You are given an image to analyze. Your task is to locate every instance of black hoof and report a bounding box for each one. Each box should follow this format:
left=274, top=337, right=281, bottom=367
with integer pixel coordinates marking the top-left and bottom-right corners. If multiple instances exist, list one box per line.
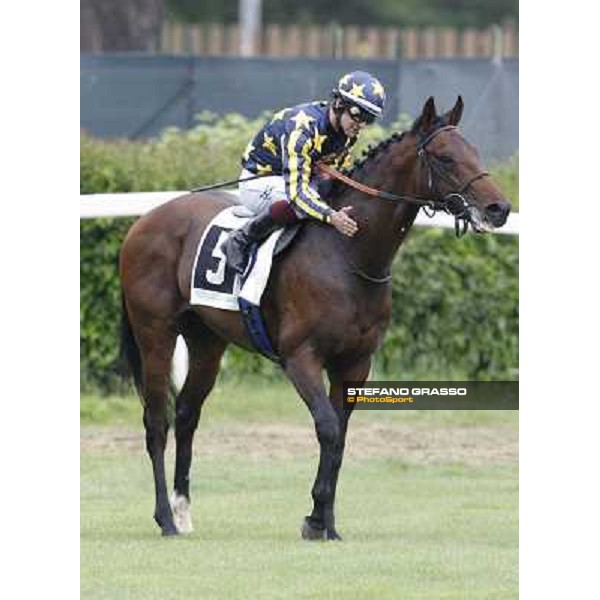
left=326, top=529, right=343, bottom=541
left=154, top=513, right=179, bottom=537
left=161, top=526, right=179, bottom=537
left=301, top=517, right=342, bottom=541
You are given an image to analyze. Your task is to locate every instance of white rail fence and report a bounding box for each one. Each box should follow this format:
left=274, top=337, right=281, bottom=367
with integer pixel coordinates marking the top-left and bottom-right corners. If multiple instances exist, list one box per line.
left=80, top=190, right=519, bottom=387
left=80, top=190, right=520, bottom=235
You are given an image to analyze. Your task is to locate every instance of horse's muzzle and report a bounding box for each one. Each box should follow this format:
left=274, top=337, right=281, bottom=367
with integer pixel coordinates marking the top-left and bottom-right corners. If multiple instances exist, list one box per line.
left=485, top=201, right=511, bottom=227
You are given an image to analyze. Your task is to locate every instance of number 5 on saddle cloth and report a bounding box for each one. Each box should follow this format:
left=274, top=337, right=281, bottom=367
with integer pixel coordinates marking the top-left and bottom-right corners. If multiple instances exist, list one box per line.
left=190, top=205, right=299, bottom=362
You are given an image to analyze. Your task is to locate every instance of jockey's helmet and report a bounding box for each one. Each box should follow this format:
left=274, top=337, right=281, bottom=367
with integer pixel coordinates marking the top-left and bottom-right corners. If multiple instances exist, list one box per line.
left=333, top=71, right=386, bottom=124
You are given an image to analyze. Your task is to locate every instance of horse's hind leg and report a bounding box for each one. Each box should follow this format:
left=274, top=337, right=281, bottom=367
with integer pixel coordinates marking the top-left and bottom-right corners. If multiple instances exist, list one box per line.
left=135, top=320, right=179, bottom=536
left=172, top=316, right=228, bottom=533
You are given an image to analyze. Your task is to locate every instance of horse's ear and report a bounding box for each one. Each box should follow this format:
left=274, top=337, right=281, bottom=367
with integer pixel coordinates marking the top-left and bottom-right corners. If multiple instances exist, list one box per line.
left=445, top=95, right=464, bottom=126
left=419, top=96, right=437, bottom=132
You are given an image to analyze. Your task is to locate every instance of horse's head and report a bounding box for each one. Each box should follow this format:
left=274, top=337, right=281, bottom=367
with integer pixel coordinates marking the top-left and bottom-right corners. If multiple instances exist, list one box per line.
left=411, top=96, right=512, bottom=232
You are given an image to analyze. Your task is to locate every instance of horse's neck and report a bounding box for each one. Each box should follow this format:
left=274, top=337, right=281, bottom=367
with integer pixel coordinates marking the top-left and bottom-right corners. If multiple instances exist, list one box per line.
left=332, top=144, right=421, bottom=275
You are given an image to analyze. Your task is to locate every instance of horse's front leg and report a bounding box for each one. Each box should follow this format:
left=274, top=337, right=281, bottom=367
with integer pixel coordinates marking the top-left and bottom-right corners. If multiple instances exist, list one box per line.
left=285, top=347, right=343, bottom=540
left=303, top=358, right=371, bottom=541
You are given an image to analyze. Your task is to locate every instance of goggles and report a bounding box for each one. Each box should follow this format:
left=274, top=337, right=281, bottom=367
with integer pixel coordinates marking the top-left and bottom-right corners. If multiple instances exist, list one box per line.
left=347, top=104, right=377, bottom=125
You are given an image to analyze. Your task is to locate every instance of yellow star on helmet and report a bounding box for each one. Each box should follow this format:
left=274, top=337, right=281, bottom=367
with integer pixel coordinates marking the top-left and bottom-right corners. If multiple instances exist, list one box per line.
left=372, top=81, right=385, bottom=98
left=291, top=110, right=314, bottom=130
left=243, top=142, right=255, bottom=161
left=349, top=83, right=365, bottom=98
left=339, top=73, right=353, bottom=88
left=271, top=108, right=289, bottom=122
left=313, top=131, right=327, bottom=153
left=262, top=133, right=277, bottom=156
left=256, top=164, right=273, bottom=175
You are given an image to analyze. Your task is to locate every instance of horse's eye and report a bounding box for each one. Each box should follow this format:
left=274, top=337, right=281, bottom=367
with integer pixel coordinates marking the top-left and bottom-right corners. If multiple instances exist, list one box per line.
left=438, top=155, right=454, bottom=164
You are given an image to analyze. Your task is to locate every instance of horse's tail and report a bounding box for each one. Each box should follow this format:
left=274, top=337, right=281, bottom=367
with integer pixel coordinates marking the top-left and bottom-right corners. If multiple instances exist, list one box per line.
left=120, top=292, right=144, bottom=398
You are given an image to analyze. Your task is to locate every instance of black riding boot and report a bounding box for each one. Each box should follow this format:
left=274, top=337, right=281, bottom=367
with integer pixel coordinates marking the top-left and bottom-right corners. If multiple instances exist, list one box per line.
left=222, top=208, right=282, bottom=274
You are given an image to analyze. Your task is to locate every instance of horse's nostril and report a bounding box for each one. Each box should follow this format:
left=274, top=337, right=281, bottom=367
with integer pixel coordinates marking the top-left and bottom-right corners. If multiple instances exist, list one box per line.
left=485, top=201, right=511, bottom=227
left=486, top=202, right=505, bottom=215
left=485, top=201, right=511, bottom=224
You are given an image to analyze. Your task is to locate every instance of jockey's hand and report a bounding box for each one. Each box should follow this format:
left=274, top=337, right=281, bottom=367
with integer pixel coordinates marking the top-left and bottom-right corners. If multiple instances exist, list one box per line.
left=330, top=206, right=358, bottom=237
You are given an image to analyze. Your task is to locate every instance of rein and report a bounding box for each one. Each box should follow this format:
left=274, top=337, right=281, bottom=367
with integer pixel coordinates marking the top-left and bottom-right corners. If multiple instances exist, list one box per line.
left=317, top=162, right=437, bottom=208
left=347, top=258, right=393, bottom=284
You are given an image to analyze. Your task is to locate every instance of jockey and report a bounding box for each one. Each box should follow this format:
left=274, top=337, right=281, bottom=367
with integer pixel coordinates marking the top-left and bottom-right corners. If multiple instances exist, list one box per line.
left=222, top=70, right=386, bottom=274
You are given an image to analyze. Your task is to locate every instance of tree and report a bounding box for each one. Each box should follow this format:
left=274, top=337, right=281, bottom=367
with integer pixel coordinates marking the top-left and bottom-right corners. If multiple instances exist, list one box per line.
left=166, top=0, right=517, bottom=27
left=81, top=0, right=166, bottom=52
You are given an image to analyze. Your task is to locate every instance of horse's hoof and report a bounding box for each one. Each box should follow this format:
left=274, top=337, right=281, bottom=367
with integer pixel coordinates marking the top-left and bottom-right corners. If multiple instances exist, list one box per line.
left=301, top=517, right=326, bottom=540
left=301, top=517, right=342, bottom=541
left=326, top=529, right=343, bottom=541
left=170, top=492, right=194, bottom=534
left=154, top=512, right=179, bottom=536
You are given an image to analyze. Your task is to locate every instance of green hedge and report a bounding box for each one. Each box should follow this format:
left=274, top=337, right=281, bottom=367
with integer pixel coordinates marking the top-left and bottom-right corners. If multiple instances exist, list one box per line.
left=80, top=114, right=518, bottom=392
left=383, top=228, right=518, bottom=380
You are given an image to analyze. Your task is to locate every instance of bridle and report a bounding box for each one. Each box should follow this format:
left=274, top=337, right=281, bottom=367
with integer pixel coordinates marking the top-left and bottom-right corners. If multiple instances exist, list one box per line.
left=416, top=125, right=489, bottom=237
left=317, top=124, right=490, bottom=238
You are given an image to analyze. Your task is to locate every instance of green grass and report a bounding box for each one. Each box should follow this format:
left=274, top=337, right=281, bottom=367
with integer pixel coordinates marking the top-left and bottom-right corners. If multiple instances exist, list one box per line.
left=81, top=377, right=518, bottom=428
left=81, top=379, right=518, bottom=599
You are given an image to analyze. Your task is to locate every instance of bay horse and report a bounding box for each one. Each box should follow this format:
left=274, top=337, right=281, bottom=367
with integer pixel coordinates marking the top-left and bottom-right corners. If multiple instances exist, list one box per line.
left=119, top=96, right=511, bottom=538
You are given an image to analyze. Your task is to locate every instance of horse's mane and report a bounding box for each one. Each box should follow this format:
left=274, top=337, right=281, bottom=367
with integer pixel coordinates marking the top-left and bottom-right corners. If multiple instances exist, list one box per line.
left=329, top=115, right=451, bottom=200
left=346, top=132, right=405, bottom=175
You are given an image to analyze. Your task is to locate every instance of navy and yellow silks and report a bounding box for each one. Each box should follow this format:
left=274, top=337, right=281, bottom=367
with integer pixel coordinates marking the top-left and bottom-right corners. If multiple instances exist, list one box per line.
left=242, top=101, right=356, bottom=223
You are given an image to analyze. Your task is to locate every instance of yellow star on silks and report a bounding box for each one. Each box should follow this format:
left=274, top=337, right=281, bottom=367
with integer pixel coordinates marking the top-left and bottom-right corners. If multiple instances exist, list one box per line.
left=341, top=154, right=354, bottom=170
left=256, top=164, right=273, bottom=175
left=262, top=133, right=277, bottom=156
left=271, top=108, right=289, bottom=122
left=313, top=131, right=327, bottom=153
left=372, top=81, right=385, bottom=98
left=291, top=110, right=314, bottom=130
left=243, top=142, right=255, bottom=161
left=349, top=83, right=365, bottom=98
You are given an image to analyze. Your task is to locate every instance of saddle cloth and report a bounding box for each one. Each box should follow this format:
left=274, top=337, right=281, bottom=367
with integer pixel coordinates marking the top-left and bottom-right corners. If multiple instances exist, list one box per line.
left=190, top=206, right=284, bottom=311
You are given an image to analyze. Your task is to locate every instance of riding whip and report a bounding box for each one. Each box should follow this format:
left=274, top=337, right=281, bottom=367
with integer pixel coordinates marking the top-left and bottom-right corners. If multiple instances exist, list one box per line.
left=190, top=173, right=270, bottom=193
